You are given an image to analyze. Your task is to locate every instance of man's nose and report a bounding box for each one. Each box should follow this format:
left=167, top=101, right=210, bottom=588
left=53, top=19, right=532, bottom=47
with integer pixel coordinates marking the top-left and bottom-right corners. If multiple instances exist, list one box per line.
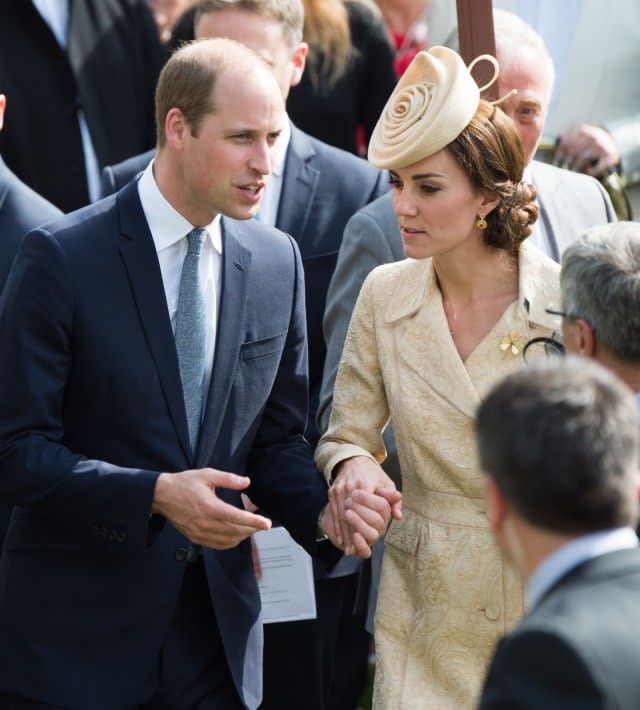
left=249, top=141, right=272, bottom=176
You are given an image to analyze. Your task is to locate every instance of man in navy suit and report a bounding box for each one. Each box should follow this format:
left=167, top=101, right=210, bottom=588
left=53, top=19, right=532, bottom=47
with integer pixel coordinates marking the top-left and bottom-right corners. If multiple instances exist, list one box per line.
left=100, top=0, right=389, bottom=449
left=0, top=91, right=62, bottom=552
left=99, top=4, right=390, bottom=706
left=0, top=39, right=396, bottom=709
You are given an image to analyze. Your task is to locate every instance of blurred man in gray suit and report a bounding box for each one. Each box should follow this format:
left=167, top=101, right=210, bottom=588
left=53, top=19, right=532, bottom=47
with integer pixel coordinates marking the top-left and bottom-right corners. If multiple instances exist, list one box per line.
left=318, top=10, right=616, bottom=632
left=478, top=357, right=640, bottom=709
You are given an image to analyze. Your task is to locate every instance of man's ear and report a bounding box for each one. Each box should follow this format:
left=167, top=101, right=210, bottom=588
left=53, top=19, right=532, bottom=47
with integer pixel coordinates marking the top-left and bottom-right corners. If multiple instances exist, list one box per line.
left=575, top=318, right=596, bottom=358
left=0, top=94, right=6, bottom=132
left=484, top=474, right=509, bottom=537
left=289, top=42, right=308, bottom=88
left=164, top=108, right=189, bottom=149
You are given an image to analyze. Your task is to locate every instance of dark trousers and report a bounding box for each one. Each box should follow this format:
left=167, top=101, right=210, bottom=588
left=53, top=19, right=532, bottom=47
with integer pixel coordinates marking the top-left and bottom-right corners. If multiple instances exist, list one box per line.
left=260, top=573, right=370, bottom=710
left=1, top=561, right=242, bottom=710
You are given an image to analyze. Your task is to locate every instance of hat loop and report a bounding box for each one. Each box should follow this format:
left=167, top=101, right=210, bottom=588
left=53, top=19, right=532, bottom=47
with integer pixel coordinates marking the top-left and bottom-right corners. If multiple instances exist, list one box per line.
left=467, top=53, right=518, bottom=106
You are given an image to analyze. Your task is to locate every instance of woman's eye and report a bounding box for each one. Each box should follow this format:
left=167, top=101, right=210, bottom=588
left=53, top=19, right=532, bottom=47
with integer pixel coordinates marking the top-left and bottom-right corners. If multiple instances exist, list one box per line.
left=389, top=177, right=402, bottom=190
left=420, top=184, right=439, bottom=194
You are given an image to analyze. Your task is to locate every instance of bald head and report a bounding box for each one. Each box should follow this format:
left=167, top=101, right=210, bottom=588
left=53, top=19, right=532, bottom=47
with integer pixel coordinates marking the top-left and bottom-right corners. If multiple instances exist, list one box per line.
left=155, top=37, right=279, bottom=146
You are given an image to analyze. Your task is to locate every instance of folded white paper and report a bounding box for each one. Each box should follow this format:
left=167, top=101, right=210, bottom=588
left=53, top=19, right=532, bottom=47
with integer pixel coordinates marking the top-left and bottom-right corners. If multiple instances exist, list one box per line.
left=253, top=526, right=317, bottom=624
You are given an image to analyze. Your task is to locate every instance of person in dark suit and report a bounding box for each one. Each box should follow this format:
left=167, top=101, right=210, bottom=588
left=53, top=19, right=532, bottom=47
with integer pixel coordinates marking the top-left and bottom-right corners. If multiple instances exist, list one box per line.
left=0, top=0, right=166, bottom=213
left=476, top=357, right=640, bottom=709
left=0, top=92, right=63, bottom=554
left=100, top=0, right=389, bottom=449
left=0, top=38, right=395, bottom=709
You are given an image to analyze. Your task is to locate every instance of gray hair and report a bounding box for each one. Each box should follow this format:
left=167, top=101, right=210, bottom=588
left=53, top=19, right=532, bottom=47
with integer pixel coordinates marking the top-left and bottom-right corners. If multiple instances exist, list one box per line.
left=561, top=222, right=640, bottom=363
left=444, top=9, right=555, bottom=98
left=477, top=356, right=640, bottom=534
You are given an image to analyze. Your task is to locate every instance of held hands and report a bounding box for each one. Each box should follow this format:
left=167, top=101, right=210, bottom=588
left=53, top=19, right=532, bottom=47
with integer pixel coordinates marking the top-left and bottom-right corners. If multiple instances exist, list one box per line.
left=152, top=468, right=271, bottom=550
left=324, top=455, right=403, bottom=557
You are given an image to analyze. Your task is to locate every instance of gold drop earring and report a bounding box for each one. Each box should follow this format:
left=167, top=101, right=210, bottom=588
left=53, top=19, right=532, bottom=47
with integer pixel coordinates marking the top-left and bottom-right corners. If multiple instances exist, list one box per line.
left=476, top=213, right=487, bottom=230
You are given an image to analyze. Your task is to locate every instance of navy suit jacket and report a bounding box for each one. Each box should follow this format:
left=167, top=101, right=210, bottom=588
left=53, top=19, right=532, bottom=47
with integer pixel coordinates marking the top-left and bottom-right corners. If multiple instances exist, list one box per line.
left=0, top=179, right=331, bottom=709
left=0, top=155, right=62, bottom=550
left=100, top=125, right=388, bottom=445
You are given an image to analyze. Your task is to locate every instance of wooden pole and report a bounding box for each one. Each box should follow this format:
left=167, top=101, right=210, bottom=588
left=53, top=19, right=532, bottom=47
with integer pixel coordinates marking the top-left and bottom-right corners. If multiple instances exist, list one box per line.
left=455, top=0, right=498, bottom=101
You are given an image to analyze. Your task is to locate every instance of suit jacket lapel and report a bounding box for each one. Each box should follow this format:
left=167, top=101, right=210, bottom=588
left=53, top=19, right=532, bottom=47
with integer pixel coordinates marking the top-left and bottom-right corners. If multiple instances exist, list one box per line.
left=117, top=180, right=192, bottom=463
left=196, top=218, right=251, bottom=467
left=275, top=124, right=319, bottom=254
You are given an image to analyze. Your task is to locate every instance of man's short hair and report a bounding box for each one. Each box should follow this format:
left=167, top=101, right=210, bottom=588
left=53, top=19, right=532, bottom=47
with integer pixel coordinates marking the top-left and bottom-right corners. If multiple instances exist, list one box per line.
left=154, top=37, right=267, bottom=146
left=195, top=0, right=304, bottom=47
left=476, top=357, right=640, bottom=534
left=562, top=222, right=640, bottom=364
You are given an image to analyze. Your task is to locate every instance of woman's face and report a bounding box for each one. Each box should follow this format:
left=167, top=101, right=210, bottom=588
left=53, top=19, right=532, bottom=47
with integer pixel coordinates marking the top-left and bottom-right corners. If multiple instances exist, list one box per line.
left=390, top=149, right=490, bottom=260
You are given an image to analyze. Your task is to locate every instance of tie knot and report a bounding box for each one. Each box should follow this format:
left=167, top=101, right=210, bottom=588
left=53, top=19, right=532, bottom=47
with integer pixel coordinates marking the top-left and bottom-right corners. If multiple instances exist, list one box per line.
left=187, top=227, right=207, bottom=255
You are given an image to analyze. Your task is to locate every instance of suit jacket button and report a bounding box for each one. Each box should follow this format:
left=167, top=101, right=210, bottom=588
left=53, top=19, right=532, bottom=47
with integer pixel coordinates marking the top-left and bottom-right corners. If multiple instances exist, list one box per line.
left=484, top=606, right=501, bottom=621
left=117, top=532, right=126, bottom=543
left=99, top=526, right=109, bottom=538
left=175, top=547, right=188, bottom=562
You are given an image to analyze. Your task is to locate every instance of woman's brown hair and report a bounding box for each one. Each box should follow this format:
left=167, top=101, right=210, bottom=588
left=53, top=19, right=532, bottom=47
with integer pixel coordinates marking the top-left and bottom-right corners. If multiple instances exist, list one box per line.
left=447, top=99, right=538, bottom=259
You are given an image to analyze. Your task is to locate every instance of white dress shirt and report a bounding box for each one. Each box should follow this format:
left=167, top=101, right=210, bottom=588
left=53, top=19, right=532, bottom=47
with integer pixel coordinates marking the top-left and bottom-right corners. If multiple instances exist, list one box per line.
left=32, top=0, right=102, bottom=203
left=254, top=117, right=291, bottom=228
left=138, top=161, right=223, bottom=406
left=527, top=526, right=639, bottom=610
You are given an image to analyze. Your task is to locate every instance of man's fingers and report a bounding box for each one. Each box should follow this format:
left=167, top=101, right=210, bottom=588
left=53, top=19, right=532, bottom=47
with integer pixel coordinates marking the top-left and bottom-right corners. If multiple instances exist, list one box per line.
left=328, top=486, right=343, bottom=545
left=205, top=469, right=251, bottom=491
left=212, top=498, right=271, bottom=530
left=352, top=531, right=372, bottom=559
left=345, top=498, right=387, bottom=533
left=345, top=508, right=380, bottom=545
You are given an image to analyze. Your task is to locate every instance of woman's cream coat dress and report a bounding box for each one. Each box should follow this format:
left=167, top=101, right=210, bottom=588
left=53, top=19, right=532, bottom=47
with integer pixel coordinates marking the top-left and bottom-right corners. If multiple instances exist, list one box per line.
left=316, top=241, right=561, bottom=708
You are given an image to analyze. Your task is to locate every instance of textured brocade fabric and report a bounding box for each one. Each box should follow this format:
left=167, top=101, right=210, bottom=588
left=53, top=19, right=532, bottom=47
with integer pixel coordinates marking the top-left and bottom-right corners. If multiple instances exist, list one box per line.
left=315, top=242, right=561, bottom=708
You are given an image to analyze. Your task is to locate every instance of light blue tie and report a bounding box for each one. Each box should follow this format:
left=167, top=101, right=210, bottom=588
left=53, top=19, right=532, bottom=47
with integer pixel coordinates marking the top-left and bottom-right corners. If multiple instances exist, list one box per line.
left=175, top=227, right=208, bottom=454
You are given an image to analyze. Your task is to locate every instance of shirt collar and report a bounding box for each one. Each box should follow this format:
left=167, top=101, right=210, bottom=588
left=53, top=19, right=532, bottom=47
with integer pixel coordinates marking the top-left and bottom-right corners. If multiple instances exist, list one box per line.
left=271, top=117, right=292, bottom=178
left=138, top=160, right=222, bottom=255
left=527, top=527, right=639, bottom=610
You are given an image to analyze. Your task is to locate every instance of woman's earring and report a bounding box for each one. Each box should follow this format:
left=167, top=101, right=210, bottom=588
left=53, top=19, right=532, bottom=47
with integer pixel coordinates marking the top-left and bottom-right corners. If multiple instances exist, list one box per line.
left=476, top=213, right=488, bottom=230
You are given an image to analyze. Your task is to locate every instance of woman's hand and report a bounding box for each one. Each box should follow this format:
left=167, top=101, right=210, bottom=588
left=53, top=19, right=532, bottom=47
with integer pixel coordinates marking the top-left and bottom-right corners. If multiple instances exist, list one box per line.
left=329, top=456, right=402, bottom=554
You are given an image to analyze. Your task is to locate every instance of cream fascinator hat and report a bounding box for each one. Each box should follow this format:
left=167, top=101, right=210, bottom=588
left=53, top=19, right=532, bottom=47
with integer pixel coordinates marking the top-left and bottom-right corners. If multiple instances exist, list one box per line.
left=368, top=46, right=510, bottom=170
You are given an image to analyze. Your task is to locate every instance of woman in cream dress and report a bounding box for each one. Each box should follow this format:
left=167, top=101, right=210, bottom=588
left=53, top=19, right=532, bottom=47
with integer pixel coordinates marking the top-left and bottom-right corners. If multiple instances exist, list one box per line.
left=315, top=47, right=561, bottom=708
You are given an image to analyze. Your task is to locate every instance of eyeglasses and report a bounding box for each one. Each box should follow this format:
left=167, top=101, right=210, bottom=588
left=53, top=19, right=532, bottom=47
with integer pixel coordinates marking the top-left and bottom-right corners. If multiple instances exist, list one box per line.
left=545, top=307, right=597, bottom=334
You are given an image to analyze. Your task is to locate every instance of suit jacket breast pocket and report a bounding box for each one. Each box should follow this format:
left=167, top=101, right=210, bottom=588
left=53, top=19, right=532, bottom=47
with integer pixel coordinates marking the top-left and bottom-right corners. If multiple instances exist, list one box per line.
left=241, top=330, right=288, bottom=362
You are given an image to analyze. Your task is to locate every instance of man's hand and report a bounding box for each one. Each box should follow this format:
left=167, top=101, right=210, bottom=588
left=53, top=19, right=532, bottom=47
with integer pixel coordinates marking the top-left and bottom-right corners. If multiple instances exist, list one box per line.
left=329, top=456, right=402, bottom=552
left=320, top=488, right=399, bottom=558
left=556, top=124, right=621, bottom=177
left=152, top=468, right=271, bottom=550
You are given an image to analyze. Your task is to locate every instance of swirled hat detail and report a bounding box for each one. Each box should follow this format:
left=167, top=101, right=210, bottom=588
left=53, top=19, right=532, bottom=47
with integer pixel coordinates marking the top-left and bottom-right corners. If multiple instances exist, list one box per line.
left=368, top=46, right=504, bottom=170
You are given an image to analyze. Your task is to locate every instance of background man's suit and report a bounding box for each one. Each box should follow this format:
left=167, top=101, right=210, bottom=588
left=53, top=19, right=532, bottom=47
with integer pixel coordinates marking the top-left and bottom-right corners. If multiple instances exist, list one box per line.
left=0, top=155, right=62, bottom=553
left=0, top=178, right=331, bottom=709
left=0, top=0, right=165, bottom=213
left=494, top=0, right=640, bottom=217
left=318, top=160, right=615, bottom=632
left=100, top=126, right=387, bottom=709
left=480, top=547, right=640, bottom=708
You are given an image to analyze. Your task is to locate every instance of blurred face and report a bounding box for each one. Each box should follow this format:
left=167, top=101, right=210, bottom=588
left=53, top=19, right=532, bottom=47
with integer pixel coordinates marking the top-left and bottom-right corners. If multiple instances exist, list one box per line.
left=390, top=149, right=491, bottom=260
left=497, top=45, right=551, bottom=165
left=196, top=9, right=307, bottom=100
left=148, top=0, right=191, bottom=39
left=171, top=70, right=285, bottom=221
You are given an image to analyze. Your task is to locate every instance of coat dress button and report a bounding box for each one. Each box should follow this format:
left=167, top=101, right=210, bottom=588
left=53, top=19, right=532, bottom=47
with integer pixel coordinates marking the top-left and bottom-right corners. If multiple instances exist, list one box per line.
left=484, top=606, right=501, bottom=621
